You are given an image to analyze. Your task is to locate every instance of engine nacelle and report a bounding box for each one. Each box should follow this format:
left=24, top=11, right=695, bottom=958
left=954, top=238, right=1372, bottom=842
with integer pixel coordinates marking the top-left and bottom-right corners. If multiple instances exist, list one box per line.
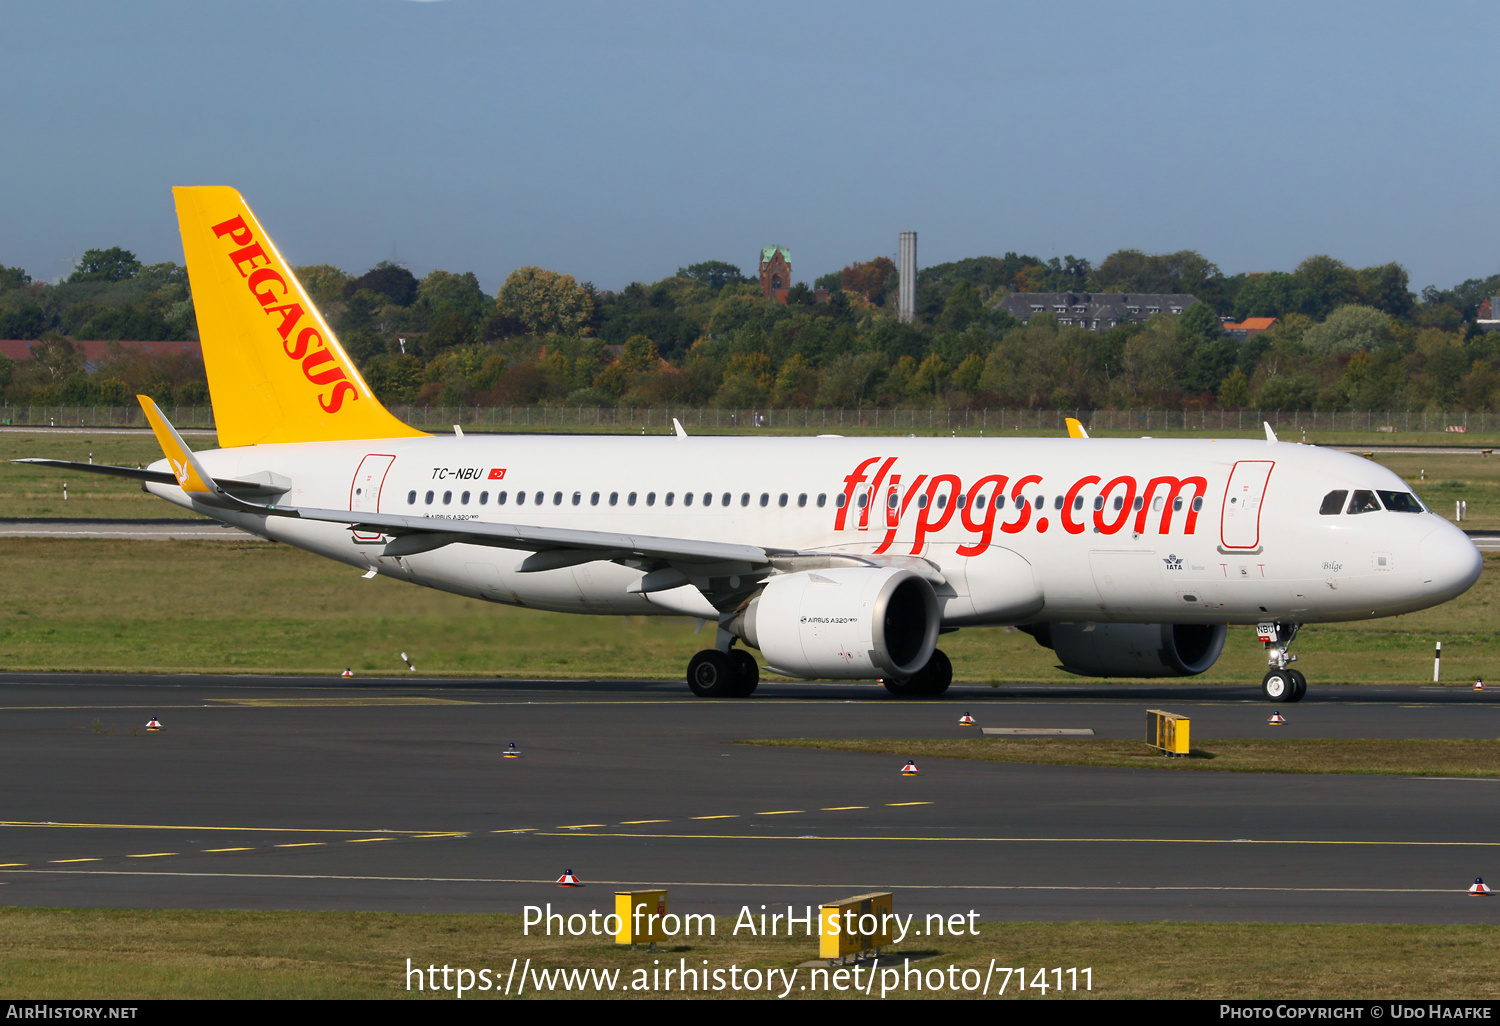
left=1024, top=622, right=1227, bottom=678
left=740, top=567, right=940, bottom=680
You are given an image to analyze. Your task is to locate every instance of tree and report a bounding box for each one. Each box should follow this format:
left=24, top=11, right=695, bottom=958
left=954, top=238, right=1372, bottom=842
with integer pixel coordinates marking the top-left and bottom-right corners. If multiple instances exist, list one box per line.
left=840, top=257, right=898, bottom=306
left=1354, top=262, right=1414, bottom=319
left=343, top=262, right=419, bottom=307
left=677, top=261, right=750, bottom=293
left=295, top=264, right=352, bottom=308
left=418, top=270, right=487, bottom=320
left=498, top=266, right=594, bottom=337
left=938, top=280, right=984, bottom=333
left=27, top=333, right=82, bottom=381
left=1302, top=305, right=1393, bottom=354
left=620, top=335, right=659, bottom=372
left=69, top=247, right=141, bottom=283
left=0, top=303, right=50, bottom=339
left=0, top=264, right=32, bottom=291
left=1292, top=255, right=1359, bottom=319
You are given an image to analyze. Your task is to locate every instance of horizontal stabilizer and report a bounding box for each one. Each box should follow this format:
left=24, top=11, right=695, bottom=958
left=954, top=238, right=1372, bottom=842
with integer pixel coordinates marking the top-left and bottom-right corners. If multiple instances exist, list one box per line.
left=10, top=458, right=289, bottom=497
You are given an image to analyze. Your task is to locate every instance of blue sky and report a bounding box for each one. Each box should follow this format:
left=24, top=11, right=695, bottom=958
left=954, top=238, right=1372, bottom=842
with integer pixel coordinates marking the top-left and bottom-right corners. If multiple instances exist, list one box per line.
left=2, top=1, right=1496, bottom=295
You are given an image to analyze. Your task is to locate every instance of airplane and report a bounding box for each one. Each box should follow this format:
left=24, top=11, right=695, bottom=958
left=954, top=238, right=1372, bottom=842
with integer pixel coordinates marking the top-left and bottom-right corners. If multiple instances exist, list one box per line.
left=14, top=188, right=1483, bottom=702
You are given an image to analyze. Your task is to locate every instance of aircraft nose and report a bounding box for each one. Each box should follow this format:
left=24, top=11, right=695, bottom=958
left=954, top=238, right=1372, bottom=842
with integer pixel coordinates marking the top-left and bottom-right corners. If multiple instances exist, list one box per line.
left=1419, top=521, right=1483, bottom=600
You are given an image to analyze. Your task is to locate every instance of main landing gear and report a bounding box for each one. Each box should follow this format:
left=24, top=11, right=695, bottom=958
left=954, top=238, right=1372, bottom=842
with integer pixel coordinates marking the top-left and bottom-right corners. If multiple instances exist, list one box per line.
left=686, top=646, right=759, bottom=698
left=1260, top=623, right=1306, bottom=703
left=883, top=649, right=953, bottom=698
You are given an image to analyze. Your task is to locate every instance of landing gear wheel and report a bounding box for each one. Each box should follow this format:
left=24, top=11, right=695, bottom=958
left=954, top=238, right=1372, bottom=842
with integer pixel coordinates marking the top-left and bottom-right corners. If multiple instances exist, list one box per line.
left=687, top=649, right=736, bottom=697
left=728, top=649, right=759, bottom=697
left=1262, top=669, right=1294, bottom=703
left=883, top=649, right=952, bottom=697
left=1287, top=668, right=1307, bottom=703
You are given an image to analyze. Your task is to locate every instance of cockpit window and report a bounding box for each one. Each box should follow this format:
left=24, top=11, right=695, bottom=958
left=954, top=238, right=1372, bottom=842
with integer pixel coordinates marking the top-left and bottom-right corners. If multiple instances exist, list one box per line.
left=1377, top=490, right=1424, bottom=513
left=1347, top=489, right=1381, bottom=514
left=1319, top=490, right=1348, bottom=515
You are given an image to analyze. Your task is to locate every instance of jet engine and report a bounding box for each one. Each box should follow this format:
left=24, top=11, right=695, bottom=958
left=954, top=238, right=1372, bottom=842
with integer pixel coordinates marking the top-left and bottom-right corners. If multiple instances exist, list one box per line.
left=738, top=567, right=940, bottom=680
left=1021, top=622, right=1227, bottom=678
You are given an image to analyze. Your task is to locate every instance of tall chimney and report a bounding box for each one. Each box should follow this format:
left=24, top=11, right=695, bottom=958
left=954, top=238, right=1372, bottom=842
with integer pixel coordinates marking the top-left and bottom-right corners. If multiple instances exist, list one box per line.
left=898, top=231, right=917, bottom=323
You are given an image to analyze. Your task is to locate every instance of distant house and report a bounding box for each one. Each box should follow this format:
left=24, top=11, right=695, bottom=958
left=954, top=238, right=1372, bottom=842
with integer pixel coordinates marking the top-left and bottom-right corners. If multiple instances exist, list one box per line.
left=993, top=292, right=1199, bottom=331
left=758, top=245, right=829, bottom=306
left=1477, top=297, right=1500, bottom=332
left=0, top=338, right=203, bottom=374
left=1220, top=317, right=1278, bottom=341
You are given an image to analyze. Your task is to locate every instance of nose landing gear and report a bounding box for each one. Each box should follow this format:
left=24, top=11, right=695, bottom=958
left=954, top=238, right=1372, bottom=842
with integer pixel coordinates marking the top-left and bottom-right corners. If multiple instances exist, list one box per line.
left=1259, top=622, right=1306, bottom=702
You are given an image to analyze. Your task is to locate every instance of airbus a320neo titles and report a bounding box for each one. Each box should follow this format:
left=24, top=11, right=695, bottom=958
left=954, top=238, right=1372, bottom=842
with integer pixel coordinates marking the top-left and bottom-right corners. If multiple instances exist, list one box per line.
left=16, top=188, right=1483, bottom=701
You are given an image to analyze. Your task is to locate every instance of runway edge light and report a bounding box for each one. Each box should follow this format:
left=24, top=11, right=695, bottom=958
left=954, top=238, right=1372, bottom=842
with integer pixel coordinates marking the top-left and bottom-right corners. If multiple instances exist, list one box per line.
left=958, top=712, right=976, bottom=725
left=557, top=870, right=581, bottom=887
left=1475, top=678, right=1485, bottom=692
left=340, top=668, right=353, bottom=678
left=1268, top=711, right=1287, bottom=725
left=146, top=717, right=162, bottom=731
left=901, top=760, right=919, bottom=776
left=1470, top=877, right=1492, bottom=896
left=504, top=743, right=521, bottom=758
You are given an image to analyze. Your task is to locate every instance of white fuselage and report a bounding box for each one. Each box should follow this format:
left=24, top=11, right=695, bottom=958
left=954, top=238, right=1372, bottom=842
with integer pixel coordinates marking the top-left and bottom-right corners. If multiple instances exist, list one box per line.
left=145, top=434, right=1482, bottom=627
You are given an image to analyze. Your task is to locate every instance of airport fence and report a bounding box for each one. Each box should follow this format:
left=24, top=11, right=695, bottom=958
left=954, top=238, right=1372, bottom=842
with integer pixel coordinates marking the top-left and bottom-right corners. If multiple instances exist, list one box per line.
left=0, top=404, right=1492, bottom=435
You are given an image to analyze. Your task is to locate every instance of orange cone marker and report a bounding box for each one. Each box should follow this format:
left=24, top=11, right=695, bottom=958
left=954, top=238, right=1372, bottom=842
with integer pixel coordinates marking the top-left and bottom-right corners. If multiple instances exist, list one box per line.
left=146, top=717, right=162, bottom=731
left=901, top=760, right=920, bottom=776
left=557, top=870, right=581, bottom=887
left=1470, top=877, right=1492, bottom=896
left=958, top=713, right=976, bottom=725
left=1268, top=711, right=1286, bottom=725
left=504, top=743, right=521, bottom=758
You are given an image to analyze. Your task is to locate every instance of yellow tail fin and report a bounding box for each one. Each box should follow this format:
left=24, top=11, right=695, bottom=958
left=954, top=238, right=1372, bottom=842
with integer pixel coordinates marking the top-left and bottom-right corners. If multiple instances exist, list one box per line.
left=174, top=186, right=426, bottom=447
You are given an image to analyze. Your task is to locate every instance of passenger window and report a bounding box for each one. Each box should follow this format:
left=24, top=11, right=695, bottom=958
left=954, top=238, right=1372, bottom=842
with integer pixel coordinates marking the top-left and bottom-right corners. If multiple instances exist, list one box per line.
left=817, top=494, right=826, bottom=507
left=957, top=494, right=967, bottom=509
left=590, top=492, right=599, bottom=506
left=665, top=492, right=675, bottom=506
left=703, top=493, right=712, bottom=506
left=759, top=493, right=770, bottom=507
left=834, top=494, right=845, bottom=508
left=683, top=492, right=693, bottom=507
left=1132, top=496, right=1143, bottom=511
left=646, top=492, right=656, bottom=506
left=1191, top=497, right=1203, bottom=512
left=1034, top=496, right=1044, bottom=510
left=407, top=490, right=416, bottom=505
left=856, top=493, right=867, bottom=508
left=1073, top=495, right=1084, bottom=511
left=628, top=492, right=637, bottom=506
left=497, top=491, right=507, bottom=505
left=572, top=491, right=581, bottom=505
left=1173, top=497, right=1183, bottom=511
left=609, top=492, right=618, bottom=506
left=1377, top=490, right=1423, bottom=513
left=553, top=491, right=563, bottom=505
left=1093, top=496, right=1104, bottom=511
left=742, top=493, right=751, bottom=507
left=1112, top=495, right=1124, bottom=511
left=425, top=490, right=434, bottom=505
left=887, top=492, right=899, bottom=509
left=443, top=491, right=452, bottom=505
left=1347, top=489, right=1381, bottom=515
left=1053, top=495, right=1063, bottom=510
left=917, top=494, right=928, bottom=509
left=1319, top=490, right=1348, bottom=515
left=461, top=491, right=470, bottom=505
left=480, top=491, right=488, bottom=505
left=516, top=491, right=525, bottom=505
left=995, top=495, right=1005, bottom=509
left=722, top=492, right=732, bottom=506
left=779, top=493, right=788, bottom=507
left=534, top=491, right=543, bottom=505
left=975, top=494, right=986, bottom=510
left=798, top=494, right=808, bottom=507
left=937, top=494, right=947, bottom=509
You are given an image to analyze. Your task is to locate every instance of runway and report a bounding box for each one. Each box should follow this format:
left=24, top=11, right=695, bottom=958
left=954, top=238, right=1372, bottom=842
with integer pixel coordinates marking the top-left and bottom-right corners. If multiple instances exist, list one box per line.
left=2, top=674, right=1499, bottom=925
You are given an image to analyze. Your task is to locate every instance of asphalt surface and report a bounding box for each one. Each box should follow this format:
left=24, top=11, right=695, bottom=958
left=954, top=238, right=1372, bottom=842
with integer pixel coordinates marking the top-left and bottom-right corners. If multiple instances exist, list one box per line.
left=2, top=673, right=1499, bottom=924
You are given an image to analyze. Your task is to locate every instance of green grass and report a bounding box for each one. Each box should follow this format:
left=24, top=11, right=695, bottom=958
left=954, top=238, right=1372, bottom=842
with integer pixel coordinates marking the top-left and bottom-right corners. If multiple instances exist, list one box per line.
left=741, top=738, right=1500, bottom=777
left=0, top=539, right=1495, bottom=680
left=0, top=432, right=218, bottom=520
left=1, top=908, right=1498, bottom=999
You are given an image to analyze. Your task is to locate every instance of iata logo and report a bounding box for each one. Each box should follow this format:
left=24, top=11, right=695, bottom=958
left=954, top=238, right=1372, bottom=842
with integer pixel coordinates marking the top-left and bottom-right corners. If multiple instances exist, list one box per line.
left=1163, top=554, right=1184, bottom=571
left=209, top=214, right=358, bottom=415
